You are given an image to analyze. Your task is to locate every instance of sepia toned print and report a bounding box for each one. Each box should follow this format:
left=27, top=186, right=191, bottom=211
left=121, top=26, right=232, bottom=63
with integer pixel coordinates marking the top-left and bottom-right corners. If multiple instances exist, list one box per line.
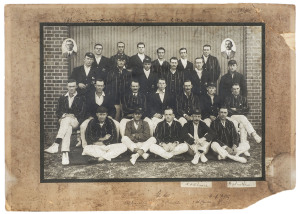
left=41, top=24, right=264, bottom=181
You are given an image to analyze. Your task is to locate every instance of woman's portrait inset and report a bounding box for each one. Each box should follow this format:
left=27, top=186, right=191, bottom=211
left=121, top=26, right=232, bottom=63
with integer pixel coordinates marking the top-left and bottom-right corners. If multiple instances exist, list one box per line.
left=221, top=38, right=236, bottom=59
left=62, top=38, right=77, bottom=58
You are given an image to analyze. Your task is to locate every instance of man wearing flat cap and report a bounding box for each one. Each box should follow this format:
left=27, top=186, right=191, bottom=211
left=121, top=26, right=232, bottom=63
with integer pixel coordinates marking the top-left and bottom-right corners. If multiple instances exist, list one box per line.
left=182, top=108, right=215, bottom=164
left=219, top=60, right=247, bottom=102
left=121, top=108, right=156, bottom=165
left=82, top=106, right=127, bottom=162
left=106, top=55, right=132, bottom=121
left=70, top=52, right=97, bottom=95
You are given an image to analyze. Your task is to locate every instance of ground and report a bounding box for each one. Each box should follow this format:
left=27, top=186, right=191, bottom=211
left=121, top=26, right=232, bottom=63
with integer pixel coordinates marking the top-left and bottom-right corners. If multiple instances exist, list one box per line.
left=43, top=131, right=263, bottom=180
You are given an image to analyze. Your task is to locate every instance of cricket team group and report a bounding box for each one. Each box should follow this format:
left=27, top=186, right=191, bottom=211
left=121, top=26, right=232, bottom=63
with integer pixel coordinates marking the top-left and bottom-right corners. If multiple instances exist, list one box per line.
left=44, top=40, right=262, bottom=166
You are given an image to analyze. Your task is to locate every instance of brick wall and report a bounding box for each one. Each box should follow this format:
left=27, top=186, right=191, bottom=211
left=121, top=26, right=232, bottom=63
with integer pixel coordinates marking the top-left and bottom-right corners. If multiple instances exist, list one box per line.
left=245, top=26, right=262, bottom=131
left=43, top=26, right=69, bottom=134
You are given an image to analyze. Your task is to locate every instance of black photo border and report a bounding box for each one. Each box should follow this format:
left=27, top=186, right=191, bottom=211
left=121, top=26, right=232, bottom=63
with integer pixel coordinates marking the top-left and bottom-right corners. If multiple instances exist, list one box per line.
left=40, top=22, right=265, bottom=183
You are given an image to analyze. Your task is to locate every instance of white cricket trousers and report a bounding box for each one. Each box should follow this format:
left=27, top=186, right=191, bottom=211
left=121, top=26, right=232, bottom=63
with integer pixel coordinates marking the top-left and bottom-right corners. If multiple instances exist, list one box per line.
left=149, top=143, right=189, bottom=159
left=121, top=136, right=156, bottom=152
left=82, top=143, right=127, bottom=160
left=56, top=117, right=79, bottom=152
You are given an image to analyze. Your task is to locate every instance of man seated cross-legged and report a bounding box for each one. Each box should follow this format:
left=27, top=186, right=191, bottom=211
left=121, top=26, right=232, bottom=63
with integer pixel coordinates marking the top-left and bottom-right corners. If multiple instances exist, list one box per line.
left=149, top=108, right=189, bottom=159
left=81, top=106, right=127, bottom=162
left=121, top=108, right=156, bottom=165
left=182, top=109, right=215, bottom=165
left=210, top=107, right=248, bottom=163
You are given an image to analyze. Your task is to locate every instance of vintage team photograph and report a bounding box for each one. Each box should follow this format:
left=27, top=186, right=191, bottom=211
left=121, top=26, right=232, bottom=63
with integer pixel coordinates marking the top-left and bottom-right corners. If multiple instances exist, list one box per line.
left=41, top=24, right=264, bottom=182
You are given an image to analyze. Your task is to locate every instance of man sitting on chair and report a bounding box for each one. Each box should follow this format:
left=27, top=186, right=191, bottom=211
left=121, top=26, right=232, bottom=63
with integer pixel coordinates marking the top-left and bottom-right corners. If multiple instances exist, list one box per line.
left=210, top=107, right=248, bottom=163
left=82, top=106, right=127, bottom=162
left=149, top=108, right=189, bottom=159
left=44, top=79, right=85, bottom=165
left=182, top=109, right=215, bottom=164
left=176, top=79, right=200, bottom=126
left=121, top=108, right=156, bottom=165
left=225, top=83, right=261, bottom=144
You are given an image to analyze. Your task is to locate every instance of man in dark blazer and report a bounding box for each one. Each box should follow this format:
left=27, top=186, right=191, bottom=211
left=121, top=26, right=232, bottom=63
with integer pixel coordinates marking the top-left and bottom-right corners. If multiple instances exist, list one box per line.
left=133, top=57, right=158, bottom=117
left=176, top=79, right=201, bottom=126
left=110, top=42, right=130, bottom=68
left=221, top=40, right=236, bottom=59
left=210, top=107, right=247, bottom=163
left=92, top=43, right=111, bottom=81
left=44, top=79, right=85, bottom=165
left=79, top=78, right=117, bottom=148
left=182, top=109, right=215, bottom=164
left=225, top=83, right=261, bottom=145
left=151, top=47, right=170, bottom=78
left=120, top=80, right=151, bottom=137
left=177, top=48, right=194, bottom=75
left=189, top=57, right=210, bottom=98
left=201, top=44, right=221, bottom=84
left=149, top=78, right=176, bottom=130
left=219, top=60, right=247, bottom=102
left=82, top=106, right=127, bottom=162
left=165, top=57, right=186, bottom=95
left=149, top=108, right=189, bottom=159
left=70, top=52, right=97, bottom=95
left=128, top=42, right=150, bottom=71
left=121, top=108, right=156, bottom=165
left=105, top=55, right=132, bottom=121
left=200, top=82, right=222, bottom=127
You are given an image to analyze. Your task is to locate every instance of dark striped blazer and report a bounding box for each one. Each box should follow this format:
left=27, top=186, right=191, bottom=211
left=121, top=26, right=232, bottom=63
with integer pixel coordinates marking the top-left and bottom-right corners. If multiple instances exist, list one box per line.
left=182, top=120, right=215, bottom=145
left=210, top=118, right=239, bottom=148
left=165, top=69, right=185, bottom=95
left=85, top=117, right=117, bottom=145
left=56, top=93, right=86, bottom=124
left=201, top=55, right=221, bottom=83
left=121, top=92, right=147, bottom=119
left=110, top=53, right=130, bottom=68
left=225, top=94, right=249, bottom=116
left=151, top=59, right=170, bottom=78
left=176, top=92, right=200, bottom=118
left=105, top=66, right=132, bottom=105
left=154, top=120, right=183, bottom=144
left=199, top=93, right=222, bottom=119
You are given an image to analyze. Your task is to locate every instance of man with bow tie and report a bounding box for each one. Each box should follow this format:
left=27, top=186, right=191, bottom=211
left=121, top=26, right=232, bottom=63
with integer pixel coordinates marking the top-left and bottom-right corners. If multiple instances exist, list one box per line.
left=44, top=79, right=85, bottom=165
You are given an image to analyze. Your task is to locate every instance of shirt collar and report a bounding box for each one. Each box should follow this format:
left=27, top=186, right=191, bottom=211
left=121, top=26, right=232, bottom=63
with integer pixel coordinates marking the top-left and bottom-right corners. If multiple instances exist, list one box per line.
left=95, top=91, right=105, bottom=97
left=166, top=121, right=173, bottom=126
left=138, top=53, right=145, bottom=57
left=195, top=68, right=203, bottom=73
left=65, top=91, right=77, bottom=97
left=144, top=68, right=150, bottom=73
left=203, top=55, right=209, bottom=58
left=156, top=89, right=165, bottom=93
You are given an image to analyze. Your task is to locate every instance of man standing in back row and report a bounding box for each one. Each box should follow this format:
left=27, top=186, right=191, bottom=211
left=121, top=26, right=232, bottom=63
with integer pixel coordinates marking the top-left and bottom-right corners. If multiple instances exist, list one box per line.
left=128, top=42, right=150, bottom=71
left=110, top=42, right=130, bottom=68
left=201, top=44, right=221, bottom=84
left=151, top=47, right=170, bottom=78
